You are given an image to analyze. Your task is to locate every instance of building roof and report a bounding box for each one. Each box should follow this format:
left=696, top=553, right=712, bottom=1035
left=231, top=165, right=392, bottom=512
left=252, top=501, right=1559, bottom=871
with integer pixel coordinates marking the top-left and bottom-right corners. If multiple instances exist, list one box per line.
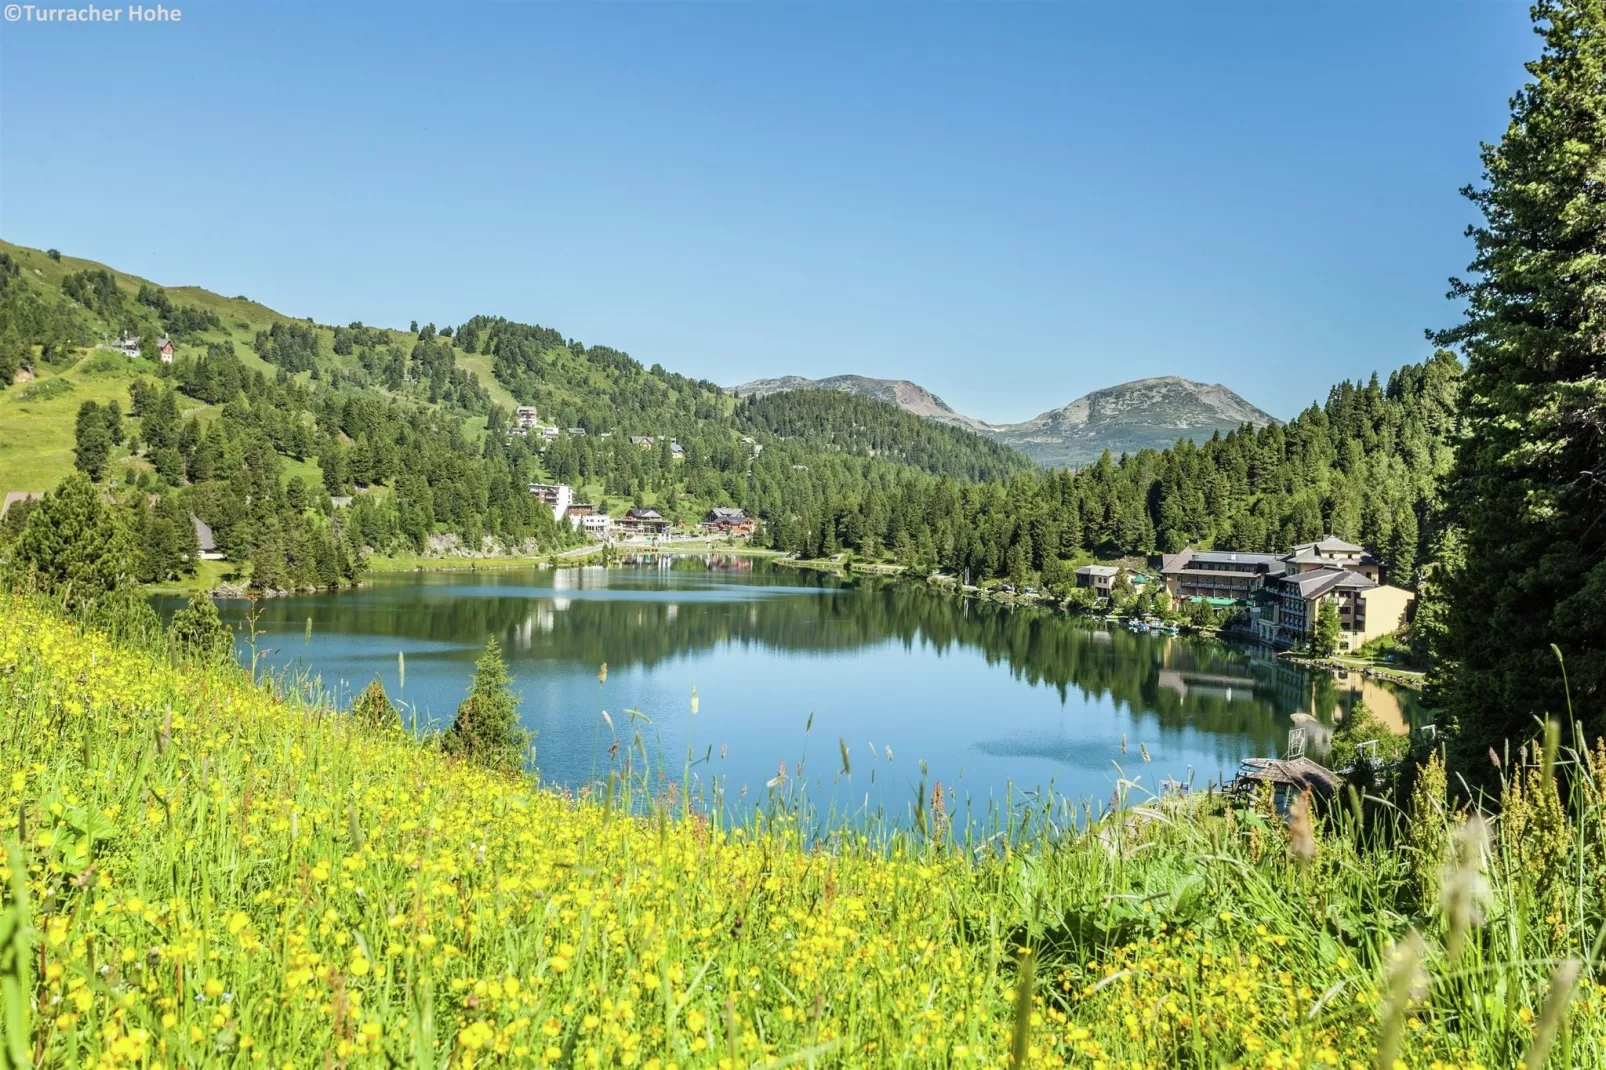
left=625, top=508, right=663, bottom=520
left=1282, top=566, right=1376, bottom=598
left=1161, top=548, right=1284, bottom=574
left=192, top=516, right=216, bottom=552
left=1, top=491, right=41, bottom=518
left=1293, top=535, right=1364, bottom=555
left=1234, top=756, right=1342, bottom=795
left=707, top=507, right=748, bottom=521
left=1075, top=564, right=1119, bottom=578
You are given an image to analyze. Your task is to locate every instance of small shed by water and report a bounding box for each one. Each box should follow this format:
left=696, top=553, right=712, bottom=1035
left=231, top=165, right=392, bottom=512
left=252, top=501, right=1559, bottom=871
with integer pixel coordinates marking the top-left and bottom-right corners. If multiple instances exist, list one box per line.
left=1229, top=756, right=1341, bottom=812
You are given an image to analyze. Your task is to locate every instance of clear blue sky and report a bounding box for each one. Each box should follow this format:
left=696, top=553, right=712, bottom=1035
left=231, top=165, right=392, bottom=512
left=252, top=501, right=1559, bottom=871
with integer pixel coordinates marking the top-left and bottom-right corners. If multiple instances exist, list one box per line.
left=0, top=1, right=1532, bottom=422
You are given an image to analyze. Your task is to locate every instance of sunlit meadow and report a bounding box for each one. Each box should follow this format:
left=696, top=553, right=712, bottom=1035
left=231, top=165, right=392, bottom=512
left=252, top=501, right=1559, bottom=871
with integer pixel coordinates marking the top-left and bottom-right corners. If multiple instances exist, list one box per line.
left=4, top=596, right=1606, bottom=1068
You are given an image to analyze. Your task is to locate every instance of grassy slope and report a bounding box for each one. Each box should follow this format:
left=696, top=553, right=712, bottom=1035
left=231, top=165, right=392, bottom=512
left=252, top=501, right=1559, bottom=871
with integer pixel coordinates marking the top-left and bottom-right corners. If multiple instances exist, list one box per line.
left=0, top=239, right=436, bottom=494
left=7, top=598, right=1606, bottom=1066
left=0, top=350, right=214, bottom=493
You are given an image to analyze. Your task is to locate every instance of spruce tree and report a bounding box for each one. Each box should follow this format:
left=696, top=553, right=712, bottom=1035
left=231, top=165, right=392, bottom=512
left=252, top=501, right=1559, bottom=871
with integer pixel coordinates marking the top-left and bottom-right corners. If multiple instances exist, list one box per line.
left=1434, top=0, right=1606, bottom=774
left=74, top=401, right=111, bottom=480
left=445, top=636, right=527, bottom=774
left=1312, top=599, right=1342, bottom=659
left=11, top=473, right=136, bottom=607
left=167, top=592, right=234, bottom=664
left=351, top=677, right=401, bottom=729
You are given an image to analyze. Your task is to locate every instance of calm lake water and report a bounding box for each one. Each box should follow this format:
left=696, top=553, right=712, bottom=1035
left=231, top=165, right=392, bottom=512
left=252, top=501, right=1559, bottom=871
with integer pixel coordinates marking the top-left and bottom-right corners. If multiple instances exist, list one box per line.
left=159, top=557, right=1425, bottom=820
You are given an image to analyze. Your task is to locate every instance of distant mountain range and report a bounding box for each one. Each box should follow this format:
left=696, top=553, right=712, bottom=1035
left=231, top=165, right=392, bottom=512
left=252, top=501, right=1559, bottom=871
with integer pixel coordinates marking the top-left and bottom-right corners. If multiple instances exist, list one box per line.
left=728, top=374, right=1277, bottom=467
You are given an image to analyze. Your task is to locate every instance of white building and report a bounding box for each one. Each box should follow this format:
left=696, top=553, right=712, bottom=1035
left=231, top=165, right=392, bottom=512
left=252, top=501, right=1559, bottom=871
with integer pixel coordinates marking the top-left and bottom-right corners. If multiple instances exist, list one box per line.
left=570, top=513, right=611, bottom=538
left=528, top=482, right=573, bottom=522
left=514, top=406, right=540, bottom=429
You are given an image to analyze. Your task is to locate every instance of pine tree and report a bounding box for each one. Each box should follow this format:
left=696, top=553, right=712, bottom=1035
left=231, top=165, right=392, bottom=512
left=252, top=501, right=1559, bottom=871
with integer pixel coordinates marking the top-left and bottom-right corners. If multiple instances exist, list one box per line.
left=11, top=473, right=136, bottom=607
left=445, top=636, right=527, bottom=774
left=167, top=592, right=234, bottom=664
left=1312, top=598, right=1342, bottom=658
left=351, top=677, right=401, bottom=729
left=73, top=401, right=111, bottom=480
left=1434, top=0, right=1606, bottom=774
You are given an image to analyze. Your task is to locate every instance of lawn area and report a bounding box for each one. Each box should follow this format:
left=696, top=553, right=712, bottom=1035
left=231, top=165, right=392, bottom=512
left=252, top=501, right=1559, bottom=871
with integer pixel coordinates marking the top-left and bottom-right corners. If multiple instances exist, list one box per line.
left=454, top=350, right=519, bottom=412
left=364, top=550, right=560, bottom=573
left=144, top=558, right=241, bottom=596
left=0, top=351, right=149, bottom=494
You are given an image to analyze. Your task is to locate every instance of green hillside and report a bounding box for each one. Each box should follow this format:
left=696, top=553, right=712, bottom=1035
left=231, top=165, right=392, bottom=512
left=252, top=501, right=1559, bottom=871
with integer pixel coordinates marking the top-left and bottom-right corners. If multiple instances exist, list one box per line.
left=0, top=239, right=428, bottom=492
left=0, top=240, right=1035, bottom=593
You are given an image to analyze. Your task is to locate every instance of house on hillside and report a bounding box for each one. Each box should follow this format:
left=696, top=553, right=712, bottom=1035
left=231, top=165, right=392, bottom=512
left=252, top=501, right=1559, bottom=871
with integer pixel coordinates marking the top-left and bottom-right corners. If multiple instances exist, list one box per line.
left=615, top=508, right=669, bottom=536
left=1074, top=564, right=1120, bottom=595
left=193, top=517, right=225, bottom=561
left=1159, top=549, right=1285, bottom=601
left=629, top=436, right=654, bottom=450
left=514, top=406, right=540, bottom=429
left=1265, top=566, right=1413, bottom=652
left=157, top=337, right=176, bottom=364
left=669, top=440, right=684, bottom=460
left=701, top=507, right=754, bottom=537
left=1280, top=535, right=1382, bottom=583
left=113, top=332, right=140, bottom=358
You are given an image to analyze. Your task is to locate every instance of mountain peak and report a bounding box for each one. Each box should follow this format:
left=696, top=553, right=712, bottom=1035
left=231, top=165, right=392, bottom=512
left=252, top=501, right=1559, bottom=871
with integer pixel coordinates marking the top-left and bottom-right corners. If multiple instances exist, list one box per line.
left=988, top=376, right=1276, bottom=465
left=729, top=372, right=1275, bottom=467
left=728, top=374, right=988, bottom=431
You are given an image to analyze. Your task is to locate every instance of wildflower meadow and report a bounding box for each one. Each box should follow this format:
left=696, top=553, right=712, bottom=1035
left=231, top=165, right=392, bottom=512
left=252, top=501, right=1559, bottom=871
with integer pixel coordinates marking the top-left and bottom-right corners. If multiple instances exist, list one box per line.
left=4, top=595, right=1606, bottom=1068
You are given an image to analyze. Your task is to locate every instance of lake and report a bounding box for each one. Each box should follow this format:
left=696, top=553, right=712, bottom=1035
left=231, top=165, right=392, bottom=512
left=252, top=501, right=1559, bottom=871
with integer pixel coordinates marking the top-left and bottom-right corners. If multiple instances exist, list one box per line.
left=161, top=556, right=1425, bottom=821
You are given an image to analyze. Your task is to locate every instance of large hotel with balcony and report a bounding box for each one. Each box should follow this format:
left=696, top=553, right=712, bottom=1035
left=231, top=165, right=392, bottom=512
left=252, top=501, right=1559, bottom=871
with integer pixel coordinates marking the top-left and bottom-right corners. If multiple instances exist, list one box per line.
left=1160, top=535, right=1413, bottom=651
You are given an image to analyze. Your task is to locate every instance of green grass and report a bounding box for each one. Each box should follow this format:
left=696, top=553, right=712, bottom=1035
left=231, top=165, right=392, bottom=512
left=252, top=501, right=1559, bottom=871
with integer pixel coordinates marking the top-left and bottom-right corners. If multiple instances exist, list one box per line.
left=454, top=350, right=519, bottom=412
left=6, top=598, right=1606, bottom=1067
left=144, top=559, right=240, bottom=596
left=0, top=354, right=141, bottom=493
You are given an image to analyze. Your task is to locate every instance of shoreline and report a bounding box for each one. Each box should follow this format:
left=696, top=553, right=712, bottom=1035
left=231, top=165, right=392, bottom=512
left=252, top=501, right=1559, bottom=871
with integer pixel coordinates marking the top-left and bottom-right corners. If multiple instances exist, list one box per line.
left=772, top=553, right=1426, bottom=692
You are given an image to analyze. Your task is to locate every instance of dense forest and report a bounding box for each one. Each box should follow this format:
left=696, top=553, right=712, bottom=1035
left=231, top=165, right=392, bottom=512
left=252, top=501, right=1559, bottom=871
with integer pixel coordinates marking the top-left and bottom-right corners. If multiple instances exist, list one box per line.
left=747, top=352, right=1462, bottom=591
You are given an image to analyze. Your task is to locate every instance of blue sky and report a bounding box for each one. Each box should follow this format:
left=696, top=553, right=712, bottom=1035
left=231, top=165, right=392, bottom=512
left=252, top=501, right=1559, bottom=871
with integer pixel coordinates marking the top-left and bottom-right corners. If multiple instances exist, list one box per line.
left=1, top=2, right=1532, bottom=422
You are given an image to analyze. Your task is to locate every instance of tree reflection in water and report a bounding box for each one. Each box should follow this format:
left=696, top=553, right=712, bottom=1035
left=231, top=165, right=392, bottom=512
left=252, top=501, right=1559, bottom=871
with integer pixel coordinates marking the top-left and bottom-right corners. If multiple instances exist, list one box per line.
left=156, top=557, right=1425, bottom=808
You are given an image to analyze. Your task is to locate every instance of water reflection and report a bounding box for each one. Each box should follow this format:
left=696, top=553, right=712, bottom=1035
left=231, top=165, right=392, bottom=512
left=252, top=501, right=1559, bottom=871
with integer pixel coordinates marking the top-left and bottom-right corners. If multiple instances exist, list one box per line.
left=156, top=556, right=1423, bottom=810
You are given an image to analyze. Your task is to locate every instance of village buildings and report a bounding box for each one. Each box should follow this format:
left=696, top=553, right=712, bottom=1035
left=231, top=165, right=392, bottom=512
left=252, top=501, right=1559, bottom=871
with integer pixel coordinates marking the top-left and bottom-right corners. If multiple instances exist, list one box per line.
left=107, top=333, right=175, bottom=362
